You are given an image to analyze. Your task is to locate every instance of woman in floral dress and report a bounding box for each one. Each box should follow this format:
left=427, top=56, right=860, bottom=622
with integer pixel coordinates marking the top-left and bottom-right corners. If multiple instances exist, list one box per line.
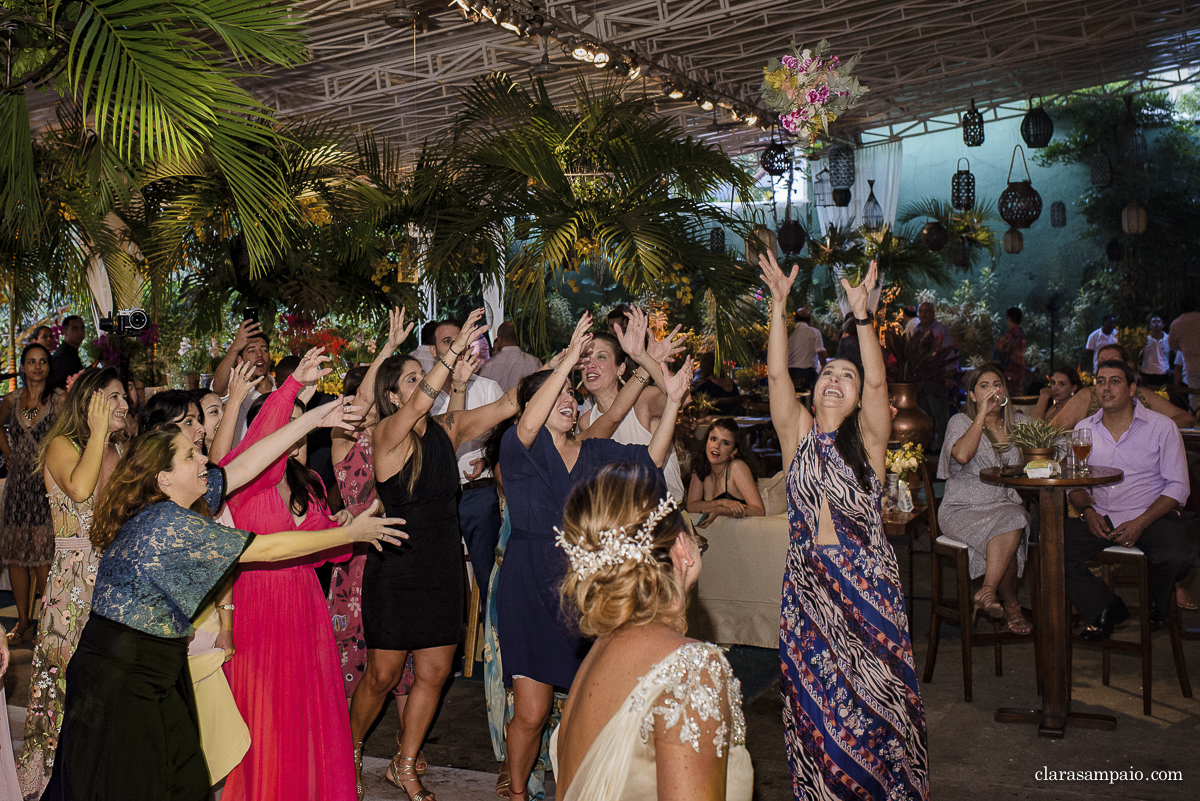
left=16, top=366, right=128, bottom=798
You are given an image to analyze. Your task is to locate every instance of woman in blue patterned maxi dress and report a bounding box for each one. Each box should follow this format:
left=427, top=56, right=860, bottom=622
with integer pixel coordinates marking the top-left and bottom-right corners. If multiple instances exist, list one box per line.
left=759, top=253, right=929, bottom=801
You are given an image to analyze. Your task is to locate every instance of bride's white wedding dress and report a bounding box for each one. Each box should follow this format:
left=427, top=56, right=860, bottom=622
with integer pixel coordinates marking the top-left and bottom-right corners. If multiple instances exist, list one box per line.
left=550, top=642, right=753, bottom=801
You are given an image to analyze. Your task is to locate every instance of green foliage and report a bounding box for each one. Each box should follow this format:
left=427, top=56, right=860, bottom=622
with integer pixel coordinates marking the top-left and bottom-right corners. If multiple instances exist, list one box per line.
left=1009, top=418, right=1068, bottom=449
left=897, top=197, right=1002, bottom=272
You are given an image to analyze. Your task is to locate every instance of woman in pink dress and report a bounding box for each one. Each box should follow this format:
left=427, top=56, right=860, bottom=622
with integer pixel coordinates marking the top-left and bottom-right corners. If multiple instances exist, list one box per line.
left=220, top=349, right=357, bottom=800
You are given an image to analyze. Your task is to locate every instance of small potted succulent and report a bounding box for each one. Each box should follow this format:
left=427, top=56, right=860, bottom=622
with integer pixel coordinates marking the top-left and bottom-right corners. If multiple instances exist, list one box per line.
left=1007, top=418, right=1067, bottom=464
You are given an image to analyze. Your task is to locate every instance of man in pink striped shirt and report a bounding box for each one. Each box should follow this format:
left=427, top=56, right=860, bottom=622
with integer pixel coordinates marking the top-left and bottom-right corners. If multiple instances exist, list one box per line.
left=1065, top=359, right=1199, bottom=641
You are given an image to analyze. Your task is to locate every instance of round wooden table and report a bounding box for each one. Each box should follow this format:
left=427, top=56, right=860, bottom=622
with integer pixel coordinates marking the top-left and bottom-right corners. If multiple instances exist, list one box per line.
left=979, top=464, right=1124, bottom=738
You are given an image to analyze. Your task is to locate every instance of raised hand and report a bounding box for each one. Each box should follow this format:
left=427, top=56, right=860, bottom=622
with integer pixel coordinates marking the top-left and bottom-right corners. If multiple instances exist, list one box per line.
left=230, top=320, right=262, bottom=354
left=451, top=308, right=490, bottom=356
left=647, top=324, right=687, bottom=364
left=841, top=260, right=878, bottom=319
left=661, top=355, right=695, bottom=405
left=226, top=361, right=257, bottom=404
left=385, top=306, right=414, bottom=353
left=758, top=250, right=799, bottom=304
left=293, top=346, right=333, bottom=387
left=313, top=396, right=364, bottom=431
left=563, top=312, right=594, bottom=366
left=87, top=391, right=115, bottom=437
left=453, top=351, right=482, bottom=385
left=614, top=307, right=649, bottom=361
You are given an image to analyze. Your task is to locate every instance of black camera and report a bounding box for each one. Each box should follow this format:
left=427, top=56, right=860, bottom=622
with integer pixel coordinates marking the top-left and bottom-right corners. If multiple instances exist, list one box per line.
left=98, top=308, right=150, bottom=337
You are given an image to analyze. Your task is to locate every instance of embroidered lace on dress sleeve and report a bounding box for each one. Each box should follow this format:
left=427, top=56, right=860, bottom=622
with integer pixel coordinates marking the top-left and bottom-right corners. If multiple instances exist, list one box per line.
left=637, top=642, right=747, bottom=756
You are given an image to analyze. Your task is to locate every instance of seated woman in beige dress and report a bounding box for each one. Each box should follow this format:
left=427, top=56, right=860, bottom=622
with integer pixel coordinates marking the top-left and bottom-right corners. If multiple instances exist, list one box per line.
left=937, top=364, right=1033, bottom=635
left=550, top=463, right=753, bottom=801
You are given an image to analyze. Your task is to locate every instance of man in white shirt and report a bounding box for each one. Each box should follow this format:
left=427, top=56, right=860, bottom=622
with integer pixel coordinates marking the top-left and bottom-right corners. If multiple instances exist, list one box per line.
left=1085, top=314, right=1119, bottom=371
left=210, top=320, right=276, bottom=444
left=1170, top=298, right=1200, bottom=412
left=786, top=308, right=826, bottom=391
left=1140, top=315, right=1171, bottom=386
left=428, top=319, right=505, bottom=589
left=479, top=321, right=541, bottom=392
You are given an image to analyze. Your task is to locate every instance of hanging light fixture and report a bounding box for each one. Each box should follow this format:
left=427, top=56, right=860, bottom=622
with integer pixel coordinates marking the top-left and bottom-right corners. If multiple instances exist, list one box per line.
left=777, top=159, right=808, bottom=255
left=920, top=220, right=948, bottom=252
left=861, top=180, right=883, bottom=232
left=950, top=158, right=975, bottom=211
left=1121, top=195, right=1148, bottom=236
left=812, top=167, right=833, bottom=207
left=709, top=225, right=726, bottom=253
left=759, top=131, right=791, bottom=177
left=1020, top=95, right=1054, bottom=148
left=962, top=99, right=984, bottom=147
left=1003, top=227, right=1024, bottom=254
left=828, top=146, right=855, bottom=190
left=1050, top=201, right=1066, bottom=228
left=1119, top=96, right=1147, bottom=167
left=998, top=145, right=1043, bottom=229
left=1090, top=150, right=1112, bottom=188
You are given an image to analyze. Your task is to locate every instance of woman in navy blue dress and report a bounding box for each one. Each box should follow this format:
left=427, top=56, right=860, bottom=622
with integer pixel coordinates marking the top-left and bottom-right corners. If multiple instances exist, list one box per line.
left=497, top=312, right=693, bottom=800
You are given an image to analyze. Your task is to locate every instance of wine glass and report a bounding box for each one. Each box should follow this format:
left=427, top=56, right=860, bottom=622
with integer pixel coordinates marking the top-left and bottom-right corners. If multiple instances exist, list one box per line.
left=1071, top=428, right=1093, bottom=475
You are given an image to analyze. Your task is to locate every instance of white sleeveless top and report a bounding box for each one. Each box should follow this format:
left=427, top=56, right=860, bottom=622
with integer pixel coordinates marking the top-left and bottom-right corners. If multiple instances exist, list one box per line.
left=550, top=642, right=753, bottom=801
left=585, top=406, right=684, bottom=502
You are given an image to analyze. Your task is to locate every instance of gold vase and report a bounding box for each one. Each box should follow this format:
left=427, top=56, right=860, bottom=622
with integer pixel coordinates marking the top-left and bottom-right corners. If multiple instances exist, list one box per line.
left=888, top=382, right=933, bottom=447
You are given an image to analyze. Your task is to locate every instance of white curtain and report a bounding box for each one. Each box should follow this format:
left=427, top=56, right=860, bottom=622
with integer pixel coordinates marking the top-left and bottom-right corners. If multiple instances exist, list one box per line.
left=482, top=274, right=505, bottom=341
left=812, top=140, right=903, bottom=236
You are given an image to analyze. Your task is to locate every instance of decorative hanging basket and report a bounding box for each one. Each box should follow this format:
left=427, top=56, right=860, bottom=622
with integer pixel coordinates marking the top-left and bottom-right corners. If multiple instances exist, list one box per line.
left=920, top=220, right=948, bottom=252
left=745, top=222, right=778, bottom=263
left=812, top=167, right=833, bottom=207
left=1020, top=95, right=1053, bottom=148
left=1119, top=96, right=1147, bottom=167
left=950, top=236, right=971, bottom=268
left=1050, top=201, right=1066, bottom=228
left=950, top=157, right=975, bottom=211
left=1089, top=150, right=1112, bottom=188
left=831, top=187, right=852, bottom=207
left=709, top=226, right=726, bottom=252
left=759, top=137, right=791, bottom=176
left=962, top=98, right=984, bottom=147
left=828, top=146, right=855, bottom=189
left=1003, top=227, right=1024, bottom=254
left=998, top=146, right=1042, bottom=229
left=1105, top=238, right=1124, bottom=262
left=1121, top=196, right=1148, bottom=236
left=861, top=179, right=883, bottom=232
left=778, top=217, right=808, bottom=254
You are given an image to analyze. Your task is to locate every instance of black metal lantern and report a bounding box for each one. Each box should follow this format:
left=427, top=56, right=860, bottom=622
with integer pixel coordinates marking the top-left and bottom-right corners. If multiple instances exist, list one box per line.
left=920, top=220, right=948, bottom=252
left=828, top=146, right=855, bottom=189
left=1050, top=201, right=1066, bottom=228
left=861, top=180, right=883, bottom=232
left=1106, top=238, right=1124, bottom=262
left=998, top=146, right=1042, bottom=229
left=1090, top=150, right=1112, bottom=188
left=1003, top=227, right=1023, bottom=254
left=759, top=136, right=791, bottom=176
left=950, top=158, right=975, bottom=211
left=950, top=236, right=971, bottom=268
left=831, top=187, right=852, bottom=207
left=778, top=218, right=807, bottom=254
left=962, top=98, right=984, bottom=147
left=812, top=167, right=833, bottom=207
left=1020, top=95, right=1054, bottom=148
left=708, top=226, right=726, bottom=252
left=1119, top=95, right=1147, bottom=167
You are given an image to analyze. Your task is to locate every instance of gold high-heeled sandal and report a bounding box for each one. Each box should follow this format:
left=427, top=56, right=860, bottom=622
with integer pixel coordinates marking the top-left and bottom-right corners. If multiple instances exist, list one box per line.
left=386, top=754, right=436, bottom=801
left=973, top=586, right=1004, bottom=621
left=353, top=743, right=364, bottom=801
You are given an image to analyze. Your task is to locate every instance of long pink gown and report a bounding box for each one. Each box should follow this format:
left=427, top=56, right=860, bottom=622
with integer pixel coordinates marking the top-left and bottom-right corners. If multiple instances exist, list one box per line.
left=219, top=377, right=355, bottom=800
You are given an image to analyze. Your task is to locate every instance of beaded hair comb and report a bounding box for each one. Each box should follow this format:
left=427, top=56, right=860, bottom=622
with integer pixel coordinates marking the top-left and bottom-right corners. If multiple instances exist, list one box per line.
left=555, top=496, right=679, bottom=580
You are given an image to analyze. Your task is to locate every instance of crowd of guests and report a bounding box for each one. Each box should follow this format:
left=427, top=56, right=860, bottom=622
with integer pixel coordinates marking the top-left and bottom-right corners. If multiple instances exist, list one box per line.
left=0, top=286, right=1195, bottom=801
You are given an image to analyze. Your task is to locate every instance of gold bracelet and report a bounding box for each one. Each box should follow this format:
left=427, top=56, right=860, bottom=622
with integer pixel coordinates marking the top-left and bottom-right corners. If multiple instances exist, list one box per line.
left=418, top=379, right=438, bottom=399
left=451, top=385, right=466, bottom=395
left=633, top=369, right=650, bottom=385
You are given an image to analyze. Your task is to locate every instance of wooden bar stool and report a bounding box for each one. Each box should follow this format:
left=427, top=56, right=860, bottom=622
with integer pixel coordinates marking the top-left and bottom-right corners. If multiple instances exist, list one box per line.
left=1071, top=545, right=1192, bottom=716
left=882, top=462, right=939, bottom=622
left=924, top=534, right=1041, bottom=702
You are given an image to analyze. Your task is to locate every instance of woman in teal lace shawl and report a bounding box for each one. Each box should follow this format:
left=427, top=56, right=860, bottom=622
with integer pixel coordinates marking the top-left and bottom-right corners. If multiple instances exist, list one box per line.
left=43, top=409, right=405, bottom=800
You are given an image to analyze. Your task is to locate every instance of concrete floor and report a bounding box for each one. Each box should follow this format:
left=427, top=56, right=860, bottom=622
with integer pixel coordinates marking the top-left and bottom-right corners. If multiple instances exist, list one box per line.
left=4, top=542, right=1199, bottom=800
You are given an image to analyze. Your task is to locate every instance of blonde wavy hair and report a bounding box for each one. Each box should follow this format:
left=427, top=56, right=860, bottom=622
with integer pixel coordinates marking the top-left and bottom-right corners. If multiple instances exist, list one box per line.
left=559, top=464, right=690, bottom=638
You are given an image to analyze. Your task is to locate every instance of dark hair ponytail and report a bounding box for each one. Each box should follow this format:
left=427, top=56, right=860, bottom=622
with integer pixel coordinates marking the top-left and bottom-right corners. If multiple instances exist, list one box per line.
left=246, top=394, right=326, bottom=517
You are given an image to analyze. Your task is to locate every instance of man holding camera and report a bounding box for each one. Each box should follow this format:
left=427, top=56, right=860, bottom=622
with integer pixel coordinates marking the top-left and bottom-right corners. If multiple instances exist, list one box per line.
left=48, top=315, right=87, bottom=390
left=212, top=319, right=275, bottom=443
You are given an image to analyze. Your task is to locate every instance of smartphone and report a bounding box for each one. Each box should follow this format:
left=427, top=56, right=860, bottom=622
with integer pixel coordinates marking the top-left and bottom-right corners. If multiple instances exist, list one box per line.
left=243, top=306, right=258, bottom=325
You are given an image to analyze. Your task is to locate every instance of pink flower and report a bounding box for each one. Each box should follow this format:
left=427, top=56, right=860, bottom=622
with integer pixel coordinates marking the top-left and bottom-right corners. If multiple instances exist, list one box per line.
left=781, top=55, right=799, bottom=71
left=801, top=57, right=814, bottom=72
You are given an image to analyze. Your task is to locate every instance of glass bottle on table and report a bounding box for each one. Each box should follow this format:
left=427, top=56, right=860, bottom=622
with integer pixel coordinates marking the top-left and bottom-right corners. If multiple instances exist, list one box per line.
left=1071, top=428, right=1093, bottom=475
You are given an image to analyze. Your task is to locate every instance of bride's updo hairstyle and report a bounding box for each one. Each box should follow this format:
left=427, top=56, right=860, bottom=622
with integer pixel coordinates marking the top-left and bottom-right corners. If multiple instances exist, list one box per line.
left=558, top=463, right=688, bottom=638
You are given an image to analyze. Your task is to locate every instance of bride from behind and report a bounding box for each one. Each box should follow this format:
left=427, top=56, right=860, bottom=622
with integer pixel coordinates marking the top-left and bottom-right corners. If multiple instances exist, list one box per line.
left=550, top=463, right=753, bottom=801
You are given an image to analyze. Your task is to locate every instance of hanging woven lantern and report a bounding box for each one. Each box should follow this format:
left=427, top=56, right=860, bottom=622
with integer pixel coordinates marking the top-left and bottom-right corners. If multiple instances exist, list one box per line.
left=998, top=146, right=1042, bottom=229
left=1106, top=238, right=1124, bottom=262
left=812, top=167, right=833, bottom=207
left=861, top=180, right=883, bottom=232
left=778, top=218, right=808, bottom=254
left=831, top=187, right=852, bottom=207
left=950, top=236, right=971, bottom=268
left=1090, top=150, right=1112, bottom=188
left=1020, top=95, right=1054, bottom=148
left=759, top=137, right=791, bottom=176
left=745, top=223, right=777, bottom=263
left=708, top=226, right=726, bottom=252
left=962, top=98, right=984, bottom=147
left=828, top=146, right=855, bottom=189
left=950, top=158, right=975, bottom=211
left=920, top=220, right=948, bottom=252
left=1119, top=96, right=1147, bottom=167
left=1121, top=197, right=1148, bottom=235
left=1050, top=201, right=1066, bottom=228
left=1003, top=227, right=1024, bottom=254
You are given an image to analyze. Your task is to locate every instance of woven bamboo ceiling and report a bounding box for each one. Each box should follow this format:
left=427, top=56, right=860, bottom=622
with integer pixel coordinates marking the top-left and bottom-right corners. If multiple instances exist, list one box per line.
left=246, top=0, right=1200, bottom=157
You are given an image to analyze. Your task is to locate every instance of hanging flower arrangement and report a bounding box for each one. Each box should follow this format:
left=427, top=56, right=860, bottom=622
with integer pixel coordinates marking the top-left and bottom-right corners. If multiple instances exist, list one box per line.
left=761, top=40, right=868, bottom=141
